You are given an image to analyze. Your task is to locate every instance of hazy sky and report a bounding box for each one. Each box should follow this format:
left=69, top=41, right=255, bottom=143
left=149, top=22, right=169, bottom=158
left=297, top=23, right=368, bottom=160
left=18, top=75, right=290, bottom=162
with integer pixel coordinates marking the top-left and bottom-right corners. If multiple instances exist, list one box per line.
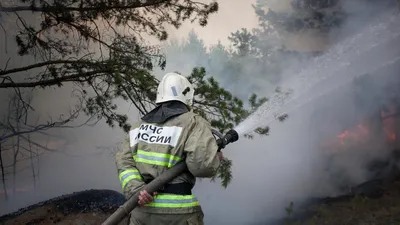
left=165, top=0, right=259, bottom=46
left=166, top=0, right=329, bottom=51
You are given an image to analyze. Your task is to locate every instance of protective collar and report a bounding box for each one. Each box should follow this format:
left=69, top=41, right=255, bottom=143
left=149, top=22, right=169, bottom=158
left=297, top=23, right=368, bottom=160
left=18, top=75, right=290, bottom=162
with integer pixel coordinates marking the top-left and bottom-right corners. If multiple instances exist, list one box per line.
left=141, top=101, right=189, bottom=123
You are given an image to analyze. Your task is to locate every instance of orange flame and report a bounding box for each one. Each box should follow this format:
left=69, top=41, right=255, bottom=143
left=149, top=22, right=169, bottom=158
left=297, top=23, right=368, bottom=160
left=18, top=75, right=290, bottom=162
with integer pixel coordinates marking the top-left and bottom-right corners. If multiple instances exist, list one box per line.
left=381, top=106, right=397, bottom=142
left=336, top=122, right=370, bottom=146
left=323, top=106, right=398, bottom=151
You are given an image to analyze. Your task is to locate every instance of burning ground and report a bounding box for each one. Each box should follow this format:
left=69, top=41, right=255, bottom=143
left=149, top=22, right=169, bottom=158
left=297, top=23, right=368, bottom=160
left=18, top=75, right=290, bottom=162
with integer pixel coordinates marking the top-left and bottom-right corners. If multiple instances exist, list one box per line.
left=276, top=70, right=400, bottom=224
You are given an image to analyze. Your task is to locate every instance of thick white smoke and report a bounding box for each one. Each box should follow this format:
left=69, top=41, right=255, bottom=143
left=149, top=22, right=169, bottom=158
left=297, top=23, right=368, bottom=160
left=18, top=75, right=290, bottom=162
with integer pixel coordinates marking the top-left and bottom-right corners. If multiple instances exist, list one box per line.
left=193, top=2, right=400, bottom=225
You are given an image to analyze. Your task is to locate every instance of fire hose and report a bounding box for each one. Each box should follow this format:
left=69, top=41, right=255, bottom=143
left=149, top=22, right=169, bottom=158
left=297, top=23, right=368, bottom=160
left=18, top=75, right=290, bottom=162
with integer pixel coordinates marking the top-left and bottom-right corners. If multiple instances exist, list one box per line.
left=101, top=129, right=239, bottom=225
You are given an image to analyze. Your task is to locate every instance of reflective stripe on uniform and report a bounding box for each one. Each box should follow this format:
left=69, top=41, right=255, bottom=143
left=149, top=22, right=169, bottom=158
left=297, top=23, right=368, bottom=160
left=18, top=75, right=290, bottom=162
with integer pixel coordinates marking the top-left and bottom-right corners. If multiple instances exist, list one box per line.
left=145, top=194, right=200, bottom=208
left=133, top=150, right=182, bottom=168
left=119, top=169, right=143, bottom=190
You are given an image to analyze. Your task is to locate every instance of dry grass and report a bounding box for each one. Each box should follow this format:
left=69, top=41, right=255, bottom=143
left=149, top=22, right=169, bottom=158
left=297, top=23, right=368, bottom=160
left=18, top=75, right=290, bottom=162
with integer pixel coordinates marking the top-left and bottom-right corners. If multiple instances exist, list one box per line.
left=287, top=180, right=400, bottom=225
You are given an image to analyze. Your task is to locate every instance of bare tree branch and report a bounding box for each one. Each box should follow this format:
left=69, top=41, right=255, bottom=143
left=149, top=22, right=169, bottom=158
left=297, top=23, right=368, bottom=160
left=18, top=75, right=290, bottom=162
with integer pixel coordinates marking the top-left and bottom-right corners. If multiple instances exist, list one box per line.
left=0, top=70, right=106, bottom=88
left=0, top=0, right=169, bottom=13
left=0, top=60, right=82, bottom=76
left=0, top=90, right=99, bottom=190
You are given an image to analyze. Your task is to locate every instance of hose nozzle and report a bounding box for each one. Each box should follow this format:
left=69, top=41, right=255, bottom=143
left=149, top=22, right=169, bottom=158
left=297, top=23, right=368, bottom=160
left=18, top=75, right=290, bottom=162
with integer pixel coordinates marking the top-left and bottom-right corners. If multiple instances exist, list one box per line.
left=224, top=129, right=239, bottom=144
left=214, top=129, right=239, bottom=150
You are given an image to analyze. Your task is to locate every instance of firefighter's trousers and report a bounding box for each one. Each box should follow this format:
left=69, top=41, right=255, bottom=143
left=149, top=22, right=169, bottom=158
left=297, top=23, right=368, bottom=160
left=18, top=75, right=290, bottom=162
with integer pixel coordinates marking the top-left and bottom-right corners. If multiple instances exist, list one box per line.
left=130, top=209, right=204, bottom=225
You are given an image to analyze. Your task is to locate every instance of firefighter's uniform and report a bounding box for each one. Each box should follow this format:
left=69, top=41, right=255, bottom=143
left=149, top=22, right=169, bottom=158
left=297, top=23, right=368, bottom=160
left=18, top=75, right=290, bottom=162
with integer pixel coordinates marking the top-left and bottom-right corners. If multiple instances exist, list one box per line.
left=115, top=72, right=221, bottom=225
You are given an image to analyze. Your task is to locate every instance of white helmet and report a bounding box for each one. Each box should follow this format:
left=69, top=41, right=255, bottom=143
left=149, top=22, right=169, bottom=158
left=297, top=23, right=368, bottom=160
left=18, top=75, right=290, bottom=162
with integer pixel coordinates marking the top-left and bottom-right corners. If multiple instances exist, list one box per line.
left=156, top=72, right=195, bottom=106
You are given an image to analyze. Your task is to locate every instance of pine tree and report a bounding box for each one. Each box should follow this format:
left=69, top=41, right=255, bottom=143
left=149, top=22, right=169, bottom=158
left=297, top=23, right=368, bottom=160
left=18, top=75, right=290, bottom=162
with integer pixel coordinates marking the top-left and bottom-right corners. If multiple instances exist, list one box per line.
left=0, top=0, right=277, bottom=188
left=0, top=0, right=220, bottom=132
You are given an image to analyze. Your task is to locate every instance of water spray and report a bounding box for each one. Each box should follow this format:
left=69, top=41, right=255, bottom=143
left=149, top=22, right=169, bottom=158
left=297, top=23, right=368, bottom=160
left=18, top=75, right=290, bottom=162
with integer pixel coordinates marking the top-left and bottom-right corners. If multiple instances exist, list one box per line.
left=234, top=12, right=400, bottom=135
left=101, top=129, right=239, bottom=225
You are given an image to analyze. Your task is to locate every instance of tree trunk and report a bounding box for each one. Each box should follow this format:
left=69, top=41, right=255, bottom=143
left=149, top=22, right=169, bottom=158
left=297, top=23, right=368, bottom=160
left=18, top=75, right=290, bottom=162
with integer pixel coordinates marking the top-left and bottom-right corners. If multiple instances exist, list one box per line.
left=0, top=143, right=8, bottom=201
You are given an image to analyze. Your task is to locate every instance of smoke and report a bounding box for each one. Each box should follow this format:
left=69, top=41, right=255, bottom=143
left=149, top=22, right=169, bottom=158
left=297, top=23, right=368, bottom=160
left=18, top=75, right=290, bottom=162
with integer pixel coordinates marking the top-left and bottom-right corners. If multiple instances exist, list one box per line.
left=191, top=1, right=400, bottom=225
left=1, top=1, right=400, bottom=225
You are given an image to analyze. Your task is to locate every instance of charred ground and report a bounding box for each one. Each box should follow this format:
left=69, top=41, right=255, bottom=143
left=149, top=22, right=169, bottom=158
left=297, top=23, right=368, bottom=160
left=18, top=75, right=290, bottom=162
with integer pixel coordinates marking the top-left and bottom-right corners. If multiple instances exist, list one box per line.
left=0, top=189, right=128, bottom=225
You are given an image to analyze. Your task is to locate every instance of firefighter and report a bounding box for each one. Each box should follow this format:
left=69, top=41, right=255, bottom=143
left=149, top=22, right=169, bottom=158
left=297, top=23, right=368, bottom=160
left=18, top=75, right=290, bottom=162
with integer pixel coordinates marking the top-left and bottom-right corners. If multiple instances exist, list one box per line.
left=115, top=72, right=223, bottom=225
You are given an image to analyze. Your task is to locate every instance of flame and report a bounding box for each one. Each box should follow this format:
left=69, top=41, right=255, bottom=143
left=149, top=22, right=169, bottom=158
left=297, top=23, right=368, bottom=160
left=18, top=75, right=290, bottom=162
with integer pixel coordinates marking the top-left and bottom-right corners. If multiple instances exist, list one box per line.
left=381, top=106, right=397, bottom=142
left=336, top=122, right=370, bottom=146
left=322, top=106, right=398, bottom=151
